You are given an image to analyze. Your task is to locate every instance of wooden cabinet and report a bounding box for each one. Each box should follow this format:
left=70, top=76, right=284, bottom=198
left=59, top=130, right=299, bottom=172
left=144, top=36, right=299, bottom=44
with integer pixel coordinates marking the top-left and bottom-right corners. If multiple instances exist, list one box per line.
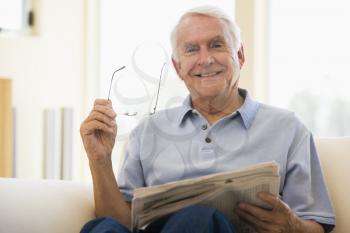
left=0, top=78, right=12, bottom=177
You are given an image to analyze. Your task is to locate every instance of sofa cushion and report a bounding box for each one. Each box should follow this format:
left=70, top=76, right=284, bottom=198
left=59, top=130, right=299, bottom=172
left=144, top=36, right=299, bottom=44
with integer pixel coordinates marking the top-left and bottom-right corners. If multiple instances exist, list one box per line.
left=0, top=178, right=94, bottom=233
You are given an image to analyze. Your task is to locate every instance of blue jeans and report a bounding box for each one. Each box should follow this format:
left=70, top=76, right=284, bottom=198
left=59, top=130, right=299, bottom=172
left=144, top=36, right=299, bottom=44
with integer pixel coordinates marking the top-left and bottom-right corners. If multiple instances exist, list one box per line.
left=80, top=205, right=237, bottom=233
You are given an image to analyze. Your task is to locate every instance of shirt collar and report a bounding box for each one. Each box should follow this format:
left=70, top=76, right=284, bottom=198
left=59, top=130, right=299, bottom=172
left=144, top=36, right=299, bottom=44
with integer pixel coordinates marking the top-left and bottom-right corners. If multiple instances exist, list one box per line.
left=176, top=88, right=259, bottom=129
left=176, top=95, right=194, bottom=125
left=236, top=89, right=259, bottom=129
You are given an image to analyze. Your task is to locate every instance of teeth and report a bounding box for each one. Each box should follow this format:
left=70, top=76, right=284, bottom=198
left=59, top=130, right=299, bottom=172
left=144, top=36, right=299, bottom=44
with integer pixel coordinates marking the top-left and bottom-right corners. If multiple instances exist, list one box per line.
left=199, top=71, right=220, bottom=77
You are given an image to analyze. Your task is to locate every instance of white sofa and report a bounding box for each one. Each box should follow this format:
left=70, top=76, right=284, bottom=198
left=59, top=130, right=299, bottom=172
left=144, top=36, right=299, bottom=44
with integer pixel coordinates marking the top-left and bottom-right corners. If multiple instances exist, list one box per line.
left=0, top=137, right=349, bottom=233
left=0, top=179, right=94, bottom=233
left=315, top=137, right=349, bottom=233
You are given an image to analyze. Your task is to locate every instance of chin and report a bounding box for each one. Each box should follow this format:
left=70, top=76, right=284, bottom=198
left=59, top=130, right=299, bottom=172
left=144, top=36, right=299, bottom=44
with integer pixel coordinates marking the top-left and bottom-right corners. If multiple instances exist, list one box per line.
left=195, top=89, right=224, bottom=99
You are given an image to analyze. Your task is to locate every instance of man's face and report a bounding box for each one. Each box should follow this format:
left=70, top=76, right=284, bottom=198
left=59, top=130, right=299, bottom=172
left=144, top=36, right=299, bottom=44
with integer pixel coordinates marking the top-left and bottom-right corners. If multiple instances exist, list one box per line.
left=173, top=15, right=244, bottom=100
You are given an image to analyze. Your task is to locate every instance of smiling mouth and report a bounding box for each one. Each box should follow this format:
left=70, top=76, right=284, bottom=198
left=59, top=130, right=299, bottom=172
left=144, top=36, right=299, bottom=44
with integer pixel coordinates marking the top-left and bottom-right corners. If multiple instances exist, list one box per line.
left=194, top=70, right=223, bottom=78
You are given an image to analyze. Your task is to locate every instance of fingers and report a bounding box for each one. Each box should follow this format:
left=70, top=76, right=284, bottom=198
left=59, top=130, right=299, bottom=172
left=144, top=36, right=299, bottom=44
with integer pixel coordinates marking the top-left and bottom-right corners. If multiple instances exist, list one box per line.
left=93, top=105, right=117, bottom=119
left=235, top=207, right=270, bottom=232
left=94, top=98, right=112, bottom=106
left=80, top=99, right=117, bottom=135
left=237, top=202, right=274, bottom=222
left=258, top=192, right=290, bottom=212
left=93, top=99, right=117, bottom=118
left=235, top=193, right=295, bottom=233
left=82, top=119, right=115, bottom=134
left=86, top=110, right=116, bottom=127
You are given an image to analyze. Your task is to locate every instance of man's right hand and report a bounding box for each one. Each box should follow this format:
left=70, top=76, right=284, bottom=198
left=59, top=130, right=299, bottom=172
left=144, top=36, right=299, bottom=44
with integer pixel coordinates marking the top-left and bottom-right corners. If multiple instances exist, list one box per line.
left=80, top=99, right=117, bottom=162
left=80, top=99, right=131, bottom=229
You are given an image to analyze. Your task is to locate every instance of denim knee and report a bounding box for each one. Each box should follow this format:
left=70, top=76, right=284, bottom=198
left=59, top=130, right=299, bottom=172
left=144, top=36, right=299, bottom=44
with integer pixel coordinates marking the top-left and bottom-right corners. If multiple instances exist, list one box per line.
left=80, top=216, right=131, bottom=233
left=159, top=205, right=236, bottom=233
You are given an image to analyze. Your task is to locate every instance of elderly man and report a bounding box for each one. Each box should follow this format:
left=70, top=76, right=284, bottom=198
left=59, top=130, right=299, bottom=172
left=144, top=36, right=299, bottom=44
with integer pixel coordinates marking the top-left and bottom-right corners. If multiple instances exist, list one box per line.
left=80, top=6, right=335, bottom=233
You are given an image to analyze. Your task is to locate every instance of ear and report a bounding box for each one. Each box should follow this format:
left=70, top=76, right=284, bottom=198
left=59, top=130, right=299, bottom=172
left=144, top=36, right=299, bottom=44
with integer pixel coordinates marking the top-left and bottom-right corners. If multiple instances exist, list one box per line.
left=237, top=44, right=245, bottom=69
left=172, top=58, right=182, bottom=79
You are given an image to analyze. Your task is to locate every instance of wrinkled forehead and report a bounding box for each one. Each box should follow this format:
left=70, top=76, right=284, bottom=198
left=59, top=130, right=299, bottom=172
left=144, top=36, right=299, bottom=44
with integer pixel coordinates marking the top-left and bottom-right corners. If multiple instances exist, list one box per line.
left=176, top=14, right=233, bottom=47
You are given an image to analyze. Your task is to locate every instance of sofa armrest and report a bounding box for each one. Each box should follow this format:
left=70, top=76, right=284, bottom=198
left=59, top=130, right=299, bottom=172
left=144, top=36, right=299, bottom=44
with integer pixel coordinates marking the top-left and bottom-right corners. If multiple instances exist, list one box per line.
left=316, top=137, right=350, bottom=233
left=0, top=178, right=95, bottom=233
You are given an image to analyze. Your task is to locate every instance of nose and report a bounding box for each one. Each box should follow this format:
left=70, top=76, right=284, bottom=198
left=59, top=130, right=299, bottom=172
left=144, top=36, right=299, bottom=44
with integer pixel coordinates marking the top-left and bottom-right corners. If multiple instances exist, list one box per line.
left=197, top=49, right=214, bottom=67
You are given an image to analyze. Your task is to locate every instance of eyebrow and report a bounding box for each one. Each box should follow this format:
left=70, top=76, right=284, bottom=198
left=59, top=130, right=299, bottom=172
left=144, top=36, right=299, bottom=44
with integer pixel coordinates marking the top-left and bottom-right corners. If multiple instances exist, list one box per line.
left=182, top=35, right=227, bottom=47
left=210, top=35, right=226, bottom=43
left=183, top=43, right=197, bottom=49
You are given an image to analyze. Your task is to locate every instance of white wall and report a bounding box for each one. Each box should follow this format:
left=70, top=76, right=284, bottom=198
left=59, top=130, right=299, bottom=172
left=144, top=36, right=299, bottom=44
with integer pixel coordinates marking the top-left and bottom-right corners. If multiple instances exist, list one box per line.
left=235, top=0, right=268, bottom=102
left=0, top=0, right=263, bottom=180
left=0, top=0, right=88, bottom=179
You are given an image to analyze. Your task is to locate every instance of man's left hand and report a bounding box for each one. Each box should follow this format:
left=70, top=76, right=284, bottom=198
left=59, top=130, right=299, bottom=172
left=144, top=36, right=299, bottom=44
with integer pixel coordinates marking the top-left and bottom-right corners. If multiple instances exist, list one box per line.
left=235, top=192, right=300, bottom=233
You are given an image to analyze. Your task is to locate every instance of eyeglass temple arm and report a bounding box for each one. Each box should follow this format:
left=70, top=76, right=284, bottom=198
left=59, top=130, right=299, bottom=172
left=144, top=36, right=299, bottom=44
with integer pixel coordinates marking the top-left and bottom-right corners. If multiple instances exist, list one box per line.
left=152, top=62, right=167, bottom=114
left=108, top=65, right=126, bottom=100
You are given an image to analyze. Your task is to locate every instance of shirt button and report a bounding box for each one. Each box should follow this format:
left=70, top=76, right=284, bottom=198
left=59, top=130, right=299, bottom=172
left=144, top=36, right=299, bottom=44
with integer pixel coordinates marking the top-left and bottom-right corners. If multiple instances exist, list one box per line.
left=201, top=124, right=208, bottom=130
left=205, top=137, right=212, bottom=143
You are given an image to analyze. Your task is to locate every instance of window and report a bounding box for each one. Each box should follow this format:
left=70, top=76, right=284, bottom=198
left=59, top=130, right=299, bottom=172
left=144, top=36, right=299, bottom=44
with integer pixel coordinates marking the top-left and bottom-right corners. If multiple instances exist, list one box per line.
left=0, top=0, right=32, bottom=34
left=268, top=0, right=350, bottom=137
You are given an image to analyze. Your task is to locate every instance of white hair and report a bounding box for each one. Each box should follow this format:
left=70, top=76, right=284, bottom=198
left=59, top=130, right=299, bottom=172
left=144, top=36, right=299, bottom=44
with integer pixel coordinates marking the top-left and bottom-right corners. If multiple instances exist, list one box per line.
left=170, top=5, right=242, bottom=61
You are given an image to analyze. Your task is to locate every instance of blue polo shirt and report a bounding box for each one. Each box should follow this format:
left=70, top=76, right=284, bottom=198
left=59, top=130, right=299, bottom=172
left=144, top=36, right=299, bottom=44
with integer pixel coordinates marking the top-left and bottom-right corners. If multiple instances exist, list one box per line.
left=118, top=89, right=335, bottom=229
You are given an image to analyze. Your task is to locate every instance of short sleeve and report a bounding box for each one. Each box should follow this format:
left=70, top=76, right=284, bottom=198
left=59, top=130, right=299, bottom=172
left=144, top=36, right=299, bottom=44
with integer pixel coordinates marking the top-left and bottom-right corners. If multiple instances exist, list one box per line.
left=283, top=130, right=336, bottom=230
left=117, top=126, right=146, bottom=202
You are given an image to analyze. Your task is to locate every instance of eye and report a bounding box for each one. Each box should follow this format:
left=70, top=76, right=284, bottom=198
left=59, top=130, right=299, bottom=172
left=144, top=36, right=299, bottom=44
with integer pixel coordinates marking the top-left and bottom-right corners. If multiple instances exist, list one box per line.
left=211, top=41, right=224, bottom=48
left=184, top=46, right=198, bottom=54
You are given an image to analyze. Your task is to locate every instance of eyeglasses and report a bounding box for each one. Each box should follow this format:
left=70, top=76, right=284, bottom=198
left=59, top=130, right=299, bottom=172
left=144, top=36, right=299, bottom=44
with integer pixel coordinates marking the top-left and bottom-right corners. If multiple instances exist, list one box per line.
left=107, top=63, right=166, bottom=116
left=107, top=65, right=126, bottom=101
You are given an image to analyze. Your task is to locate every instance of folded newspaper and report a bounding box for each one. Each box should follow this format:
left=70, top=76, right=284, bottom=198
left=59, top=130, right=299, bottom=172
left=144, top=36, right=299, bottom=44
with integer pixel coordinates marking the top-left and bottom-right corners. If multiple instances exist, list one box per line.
left=131, top=161, right=280, bottom=233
